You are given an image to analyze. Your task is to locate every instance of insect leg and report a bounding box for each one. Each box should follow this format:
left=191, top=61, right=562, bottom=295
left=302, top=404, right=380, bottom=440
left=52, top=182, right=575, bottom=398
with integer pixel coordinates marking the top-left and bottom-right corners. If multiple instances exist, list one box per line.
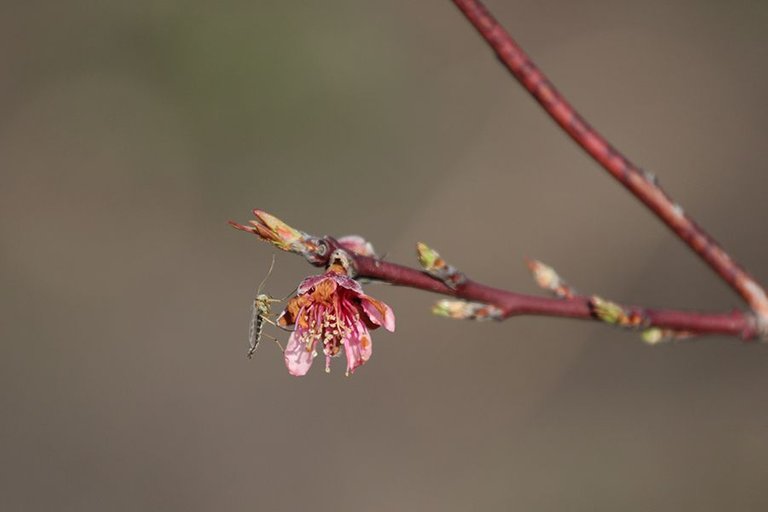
left=262, top=332, right=285, bottom=352
left=261, top=316, right=279, bottom=327
left=271, top=287, right=298, bottom=303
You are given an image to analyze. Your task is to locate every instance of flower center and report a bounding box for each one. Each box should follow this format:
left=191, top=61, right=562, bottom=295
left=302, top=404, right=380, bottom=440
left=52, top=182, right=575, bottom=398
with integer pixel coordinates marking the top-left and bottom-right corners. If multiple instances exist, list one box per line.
left=298, top=304, right=355, bottom=357
left=310, top=279, right=336, bottom=303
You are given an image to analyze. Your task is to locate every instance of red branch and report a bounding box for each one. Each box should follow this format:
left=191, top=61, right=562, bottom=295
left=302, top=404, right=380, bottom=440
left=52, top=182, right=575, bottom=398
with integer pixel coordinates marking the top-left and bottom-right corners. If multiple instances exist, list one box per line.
left=310, top=238, right=756, bottom=340
left=230, top=3, right=768, bottom=343
left=229, top=214, right=759, bottom=339
left=449, top=0, right=768, bottom=329
left=228, top=215, right=759, bottom=340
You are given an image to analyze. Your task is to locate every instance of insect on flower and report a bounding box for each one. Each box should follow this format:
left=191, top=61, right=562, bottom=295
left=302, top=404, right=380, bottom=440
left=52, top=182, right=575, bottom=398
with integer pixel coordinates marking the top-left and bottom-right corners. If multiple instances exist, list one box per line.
left=247, top=255, right=288, bottom=358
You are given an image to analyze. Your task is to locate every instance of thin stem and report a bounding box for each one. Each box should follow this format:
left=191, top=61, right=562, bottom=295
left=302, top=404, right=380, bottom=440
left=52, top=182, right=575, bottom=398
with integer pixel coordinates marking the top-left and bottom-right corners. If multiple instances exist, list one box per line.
left=318, top=238, right=757, bottom=340
left=229, top=218, right=759, bottom=341
left=449, top=0, right=768, bottom=328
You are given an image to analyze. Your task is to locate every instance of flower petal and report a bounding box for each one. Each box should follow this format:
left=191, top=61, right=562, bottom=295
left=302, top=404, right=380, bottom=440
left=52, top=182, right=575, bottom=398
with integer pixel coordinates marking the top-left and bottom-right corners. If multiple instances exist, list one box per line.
left=284, top=326, right=315, bottom=376
left=297, top=274, right=330, bottom=295
left=344, top=322, right=373, bottom=376
left=330, top=273, right=364, bottom=294
left=360, top=296, right=396, bottom=332
left=338, top=235, right=377, bottom=258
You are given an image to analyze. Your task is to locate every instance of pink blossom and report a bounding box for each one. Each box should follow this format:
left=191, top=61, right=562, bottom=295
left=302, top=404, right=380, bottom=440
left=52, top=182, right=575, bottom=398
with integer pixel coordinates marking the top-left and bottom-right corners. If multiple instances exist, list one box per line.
left=337, top=235, right=377, bottom=258
left=278, top=268, right=395, bottom=376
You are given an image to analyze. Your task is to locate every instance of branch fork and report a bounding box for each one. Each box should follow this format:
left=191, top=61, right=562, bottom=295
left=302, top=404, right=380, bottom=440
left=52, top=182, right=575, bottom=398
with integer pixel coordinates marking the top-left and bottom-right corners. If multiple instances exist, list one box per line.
left=230, top=0, right=768, bottom=347
left=449, top=0, right=768, bottom=338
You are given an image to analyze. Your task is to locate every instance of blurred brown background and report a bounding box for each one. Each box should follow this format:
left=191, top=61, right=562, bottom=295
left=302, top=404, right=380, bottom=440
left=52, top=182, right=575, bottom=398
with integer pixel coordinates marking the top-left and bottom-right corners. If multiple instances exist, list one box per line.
left=2, top=1, right=768, bottom=510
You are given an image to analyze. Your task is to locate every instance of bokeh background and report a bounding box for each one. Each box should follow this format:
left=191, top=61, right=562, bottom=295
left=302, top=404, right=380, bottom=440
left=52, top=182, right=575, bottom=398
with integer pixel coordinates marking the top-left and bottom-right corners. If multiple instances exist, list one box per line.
left=2, top=1, right=768, bottom=510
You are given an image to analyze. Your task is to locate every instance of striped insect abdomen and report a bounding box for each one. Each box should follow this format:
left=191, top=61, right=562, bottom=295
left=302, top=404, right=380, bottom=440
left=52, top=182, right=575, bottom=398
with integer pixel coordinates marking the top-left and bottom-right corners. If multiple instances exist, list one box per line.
left=248, top=298, right=270, bottom=359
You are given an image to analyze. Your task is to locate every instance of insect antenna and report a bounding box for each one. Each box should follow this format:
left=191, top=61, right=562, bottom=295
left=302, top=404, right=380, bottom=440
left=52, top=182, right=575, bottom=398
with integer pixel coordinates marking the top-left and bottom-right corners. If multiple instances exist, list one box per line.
left=256, top=253, right=276, bottom=296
